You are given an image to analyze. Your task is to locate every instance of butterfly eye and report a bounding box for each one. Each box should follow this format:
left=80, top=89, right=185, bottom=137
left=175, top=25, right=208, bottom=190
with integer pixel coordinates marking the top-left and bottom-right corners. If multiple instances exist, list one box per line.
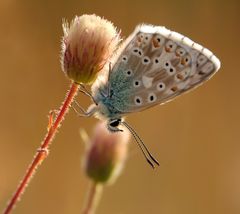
left=197, top=55, right=208, bottom=66
left=147, top=93, right=157, bottom=103
left=122, top=55, right=128, bottom=63
left=142, top=56, right=151, bottom=65
left=109, top=119, right=121, bottom=127
left=133, top=80, right=141, bottom=88
left=165, top=40, right=177, bottom=52
left=176, top=47, right=186, bottom=57
left=157, top=82, right=166, bottom=91
left=134, top=96, right=142, bottom=106
left=125, top=69, right=133, bottom=76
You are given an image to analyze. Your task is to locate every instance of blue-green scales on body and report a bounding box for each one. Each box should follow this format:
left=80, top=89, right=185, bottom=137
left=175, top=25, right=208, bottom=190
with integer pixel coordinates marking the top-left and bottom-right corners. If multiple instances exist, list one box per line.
left=93, top=66, right=134, bottom=119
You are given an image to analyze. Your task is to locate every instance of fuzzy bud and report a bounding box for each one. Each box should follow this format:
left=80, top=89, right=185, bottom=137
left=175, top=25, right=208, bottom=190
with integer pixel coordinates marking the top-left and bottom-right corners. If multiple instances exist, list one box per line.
left=61, top=14, right=120, bottom=84
left=83, top=122, right=130, bottom=184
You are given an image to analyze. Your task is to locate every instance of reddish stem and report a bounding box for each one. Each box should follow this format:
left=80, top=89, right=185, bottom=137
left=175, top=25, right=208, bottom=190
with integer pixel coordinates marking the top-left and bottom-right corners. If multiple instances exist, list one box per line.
left=3, top=82, right=79, bottom=214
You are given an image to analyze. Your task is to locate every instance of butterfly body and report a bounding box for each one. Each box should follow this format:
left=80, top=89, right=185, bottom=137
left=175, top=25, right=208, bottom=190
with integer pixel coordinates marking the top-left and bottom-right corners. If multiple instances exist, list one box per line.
left=92, top=67, right=135, bottom=120
left=90, top=24, right=220, bottom=131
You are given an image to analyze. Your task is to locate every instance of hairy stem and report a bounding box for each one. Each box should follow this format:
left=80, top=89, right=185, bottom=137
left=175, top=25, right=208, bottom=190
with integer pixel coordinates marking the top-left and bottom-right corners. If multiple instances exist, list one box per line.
left=82, top=182, right=103, bottom=214
left=3, top=82, right=79, bottom=214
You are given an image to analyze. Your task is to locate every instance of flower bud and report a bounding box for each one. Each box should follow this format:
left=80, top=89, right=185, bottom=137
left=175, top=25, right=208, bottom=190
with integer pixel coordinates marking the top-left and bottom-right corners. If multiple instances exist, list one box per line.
left=61, top=14, right=120, bottom=84
left=83, top=122, right=130, bottom=184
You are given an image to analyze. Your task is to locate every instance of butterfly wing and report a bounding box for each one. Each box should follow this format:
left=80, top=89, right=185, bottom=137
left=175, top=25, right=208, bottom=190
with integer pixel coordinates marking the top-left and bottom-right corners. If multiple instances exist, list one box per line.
left=104, top=24, right=220, bottom=114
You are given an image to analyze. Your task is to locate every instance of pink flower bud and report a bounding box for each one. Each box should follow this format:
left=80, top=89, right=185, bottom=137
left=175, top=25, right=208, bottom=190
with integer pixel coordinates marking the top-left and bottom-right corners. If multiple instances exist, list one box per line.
left=84, top=122, right=130, bottom=184
left=61, top=14, right=120, bottom=84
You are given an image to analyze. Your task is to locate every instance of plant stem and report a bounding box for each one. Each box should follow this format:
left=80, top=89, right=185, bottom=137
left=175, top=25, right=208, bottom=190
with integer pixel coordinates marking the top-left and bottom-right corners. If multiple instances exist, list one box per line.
left=82, top=182, right=103, bottom=214
left=3, top=82, right=79, bottom=214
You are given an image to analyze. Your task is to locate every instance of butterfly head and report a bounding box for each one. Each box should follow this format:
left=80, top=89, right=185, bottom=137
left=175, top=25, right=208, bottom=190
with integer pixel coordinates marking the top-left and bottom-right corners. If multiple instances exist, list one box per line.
left=107, top=118, right=123, bottom=132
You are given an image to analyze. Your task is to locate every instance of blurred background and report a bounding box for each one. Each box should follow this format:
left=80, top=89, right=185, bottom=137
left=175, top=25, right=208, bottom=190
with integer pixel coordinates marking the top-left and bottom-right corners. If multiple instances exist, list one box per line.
left=0, top=0, right=239, bottom=213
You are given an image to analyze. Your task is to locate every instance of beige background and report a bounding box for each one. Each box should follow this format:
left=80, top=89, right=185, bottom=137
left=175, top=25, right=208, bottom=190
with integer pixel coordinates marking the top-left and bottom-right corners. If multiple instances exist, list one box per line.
left=0, top=0, right=239, bottom=213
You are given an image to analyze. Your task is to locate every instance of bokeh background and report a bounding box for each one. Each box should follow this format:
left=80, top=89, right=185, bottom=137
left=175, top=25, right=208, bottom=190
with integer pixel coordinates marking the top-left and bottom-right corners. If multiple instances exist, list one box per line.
left=0, top=0, right=239, bottom=213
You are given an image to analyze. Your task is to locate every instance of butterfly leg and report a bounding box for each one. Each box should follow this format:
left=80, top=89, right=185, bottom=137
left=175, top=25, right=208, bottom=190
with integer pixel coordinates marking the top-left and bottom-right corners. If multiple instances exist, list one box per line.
left=72, top=101, right=97, bottom=117
left=79, top=84, right=98, bottom=105
left=72, top=101, right=89, bottom=117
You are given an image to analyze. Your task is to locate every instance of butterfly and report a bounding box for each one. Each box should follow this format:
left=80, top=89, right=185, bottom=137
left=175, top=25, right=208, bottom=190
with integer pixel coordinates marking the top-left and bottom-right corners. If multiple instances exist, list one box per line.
left=76, top=24, right=221, bottom=168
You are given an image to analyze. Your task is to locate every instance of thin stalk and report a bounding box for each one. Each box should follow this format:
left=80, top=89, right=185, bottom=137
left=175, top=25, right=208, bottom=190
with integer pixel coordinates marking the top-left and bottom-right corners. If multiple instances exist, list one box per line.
left=82, top=182, right=103, bottom=214
left=3, top=82, right=79, bottom=214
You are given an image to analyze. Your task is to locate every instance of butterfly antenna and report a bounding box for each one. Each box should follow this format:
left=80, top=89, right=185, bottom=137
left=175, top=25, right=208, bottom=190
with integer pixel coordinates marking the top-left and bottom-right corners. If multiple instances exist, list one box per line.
left=124, top=123, right=154, bottom=168
left=121, top=121, right=159, bottom=168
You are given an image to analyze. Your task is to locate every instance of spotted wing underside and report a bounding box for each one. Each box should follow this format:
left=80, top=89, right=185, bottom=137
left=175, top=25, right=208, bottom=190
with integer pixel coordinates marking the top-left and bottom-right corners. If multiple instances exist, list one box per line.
left=105, top=24, right=220, bottom=114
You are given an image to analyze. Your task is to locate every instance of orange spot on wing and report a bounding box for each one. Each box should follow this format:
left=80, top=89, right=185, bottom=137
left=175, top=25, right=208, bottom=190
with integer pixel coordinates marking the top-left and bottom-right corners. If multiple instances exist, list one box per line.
left=176, top=73, right=184, bottom=80
left=181, top=58, right=186, bottom=65
left=171, top=86, right=178, bottom=92
left=152, top=38, right=160, bottom=48
left=165, top=47, right=170, bottom=52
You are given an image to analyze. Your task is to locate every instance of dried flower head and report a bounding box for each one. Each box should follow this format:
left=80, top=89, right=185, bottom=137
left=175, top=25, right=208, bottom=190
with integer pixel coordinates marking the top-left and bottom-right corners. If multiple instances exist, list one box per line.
left=83, top=122, right=130, bottom=184
left=61, top=14, right=120, bottom=84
